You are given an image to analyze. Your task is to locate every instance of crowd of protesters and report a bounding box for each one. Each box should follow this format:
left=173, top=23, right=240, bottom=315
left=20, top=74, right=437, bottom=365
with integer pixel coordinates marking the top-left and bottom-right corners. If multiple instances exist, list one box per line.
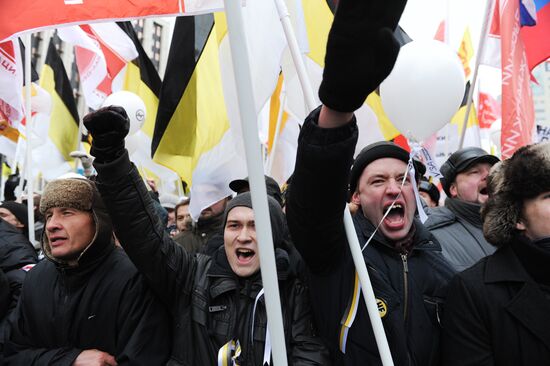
left=0, top=0, right=549, bottom=364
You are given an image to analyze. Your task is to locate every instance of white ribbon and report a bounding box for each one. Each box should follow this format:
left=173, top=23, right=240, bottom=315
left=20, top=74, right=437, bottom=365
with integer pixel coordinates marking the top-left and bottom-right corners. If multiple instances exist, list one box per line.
left=252, top=288, right=271, bottom=365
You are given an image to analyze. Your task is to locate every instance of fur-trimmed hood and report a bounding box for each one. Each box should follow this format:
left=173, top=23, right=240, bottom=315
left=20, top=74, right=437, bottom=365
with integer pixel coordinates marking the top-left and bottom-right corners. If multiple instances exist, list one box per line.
left=482, top=143, right=550, bottom=246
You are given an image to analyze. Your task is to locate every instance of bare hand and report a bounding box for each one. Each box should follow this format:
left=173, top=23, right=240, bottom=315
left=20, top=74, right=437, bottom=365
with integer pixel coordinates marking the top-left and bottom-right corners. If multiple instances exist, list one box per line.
left=73, top=349, right=117, bottom=366
left=146, top=178, right=158, bottom=192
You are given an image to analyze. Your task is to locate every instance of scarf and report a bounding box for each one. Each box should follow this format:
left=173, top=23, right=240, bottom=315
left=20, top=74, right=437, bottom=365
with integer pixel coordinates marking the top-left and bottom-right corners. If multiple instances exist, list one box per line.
left=445, top=197, right=483, bottom=228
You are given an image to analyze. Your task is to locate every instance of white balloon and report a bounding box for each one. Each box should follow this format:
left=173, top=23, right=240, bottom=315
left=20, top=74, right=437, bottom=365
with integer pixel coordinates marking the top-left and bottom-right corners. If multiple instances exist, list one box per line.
left=102, top=91, right=146, bottom=136
left=380, top=40, right=465, bottom=142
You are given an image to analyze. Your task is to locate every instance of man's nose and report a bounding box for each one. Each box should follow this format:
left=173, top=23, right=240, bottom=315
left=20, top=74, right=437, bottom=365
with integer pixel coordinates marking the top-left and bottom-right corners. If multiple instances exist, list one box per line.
left=386, top=179, right=402, bottom=195
left=46, top=215, right=61, bottom=231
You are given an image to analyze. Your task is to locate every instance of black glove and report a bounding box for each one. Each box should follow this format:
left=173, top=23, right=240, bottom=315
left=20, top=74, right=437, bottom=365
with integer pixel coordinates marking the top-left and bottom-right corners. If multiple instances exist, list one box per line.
left=319, top=0, right=407, bottom=113
left=83, top=106, right=130, bottom=163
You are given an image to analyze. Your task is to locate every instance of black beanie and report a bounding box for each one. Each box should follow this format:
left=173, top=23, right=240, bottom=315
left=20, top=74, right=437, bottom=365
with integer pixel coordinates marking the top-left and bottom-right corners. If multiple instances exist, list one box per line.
left=349, top=141, right=419, bottom=196
left=223, top=192, right=285, bottom=248
left=0, top=201, right=29, bottom=229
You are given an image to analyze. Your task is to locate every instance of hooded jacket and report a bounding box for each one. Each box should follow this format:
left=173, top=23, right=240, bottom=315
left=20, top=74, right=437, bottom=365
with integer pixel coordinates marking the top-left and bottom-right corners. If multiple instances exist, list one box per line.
left=93, top=151, right=331, bottom=365
left=286, top=107, right=455, bottom=365
left=4, top=179, right=171, bottom=365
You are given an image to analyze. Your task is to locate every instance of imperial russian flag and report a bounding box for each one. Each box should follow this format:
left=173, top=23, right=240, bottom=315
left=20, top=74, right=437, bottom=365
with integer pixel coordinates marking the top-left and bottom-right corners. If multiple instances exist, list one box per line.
left=521, top=0, right=550, bottom=72
left=0, top=0, right=223, bottom=42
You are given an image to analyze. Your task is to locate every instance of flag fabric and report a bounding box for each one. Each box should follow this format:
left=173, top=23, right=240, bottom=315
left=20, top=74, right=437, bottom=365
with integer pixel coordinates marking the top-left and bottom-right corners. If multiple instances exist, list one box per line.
left=478, top=91, right=501, bottom=129
left=481, top=4, right=502, bottom=69
left=500, top=0, right=536, bottom=158
left=520, top=0, right=550, bottom=72
left=0, top=40, right=24, bottom=127
left=116, top=22, right=180, bottom=187
left=0, top=0, right=224, bottom=42
left=40, top=41, right=80, bottom=162
left=457, top=28, right=474, bottom=78
left=57, top=23, right=139, bottom=109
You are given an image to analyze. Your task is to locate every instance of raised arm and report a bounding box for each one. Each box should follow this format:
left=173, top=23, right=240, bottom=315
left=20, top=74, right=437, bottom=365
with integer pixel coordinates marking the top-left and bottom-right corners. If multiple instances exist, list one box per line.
left=85, top=107, right=196, bottom=310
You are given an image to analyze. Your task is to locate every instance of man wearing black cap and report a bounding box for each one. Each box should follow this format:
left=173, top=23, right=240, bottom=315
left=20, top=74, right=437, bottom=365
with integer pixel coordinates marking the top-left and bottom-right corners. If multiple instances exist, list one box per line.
left=80, top=105, right=331, bottom=363
left=229, top=175, right=284, bottom=207
left=418, top=178, right=440, bottom=208
left=425, top=147, right=499, bottom=271
left=285, top=0, right=455, bottom=364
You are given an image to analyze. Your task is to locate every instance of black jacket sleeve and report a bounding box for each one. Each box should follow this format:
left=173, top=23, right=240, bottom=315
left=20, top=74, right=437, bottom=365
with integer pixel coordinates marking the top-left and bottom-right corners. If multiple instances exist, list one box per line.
left=93, top=151, right=196, bottom=312
left=286, top=107, right=358, bottom=274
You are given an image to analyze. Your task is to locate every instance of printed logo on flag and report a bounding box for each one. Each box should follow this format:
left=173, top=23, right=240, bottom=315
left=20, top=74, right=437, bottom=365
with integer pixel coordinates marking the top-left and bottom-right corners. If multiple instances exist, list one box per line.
left=64, top=0, right=84, bottom=4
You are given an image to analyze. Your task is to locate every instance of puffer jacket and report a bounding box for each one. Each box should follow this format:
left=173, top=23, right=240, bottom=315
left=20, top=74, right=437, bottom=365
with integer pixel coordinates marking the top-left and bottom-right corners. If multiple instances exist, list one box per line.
left=94, top=151, right=331, bottom=366
left=4, top=181, right=171, bottom=365
left=286, top=107, right=455, bottom=365
left=425, top=204, right=495, bottom=272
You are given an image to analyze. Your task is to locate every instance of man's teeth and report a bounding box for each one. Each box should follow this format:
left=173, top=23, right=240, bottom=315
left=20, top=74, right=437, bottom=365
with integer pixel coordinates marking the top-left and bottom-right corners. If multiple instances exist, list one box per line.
left=237, top=249, right=254, bottom=258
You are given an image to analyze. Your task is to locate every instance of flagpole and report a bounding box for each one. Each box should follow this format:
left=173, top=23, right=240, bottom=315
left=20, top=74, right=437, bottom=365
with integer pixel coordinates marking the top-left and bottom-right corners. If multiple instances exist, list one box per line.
left=24, top=34, right=36, bottom=244
left=273, top=0, right=394, bottom=364
left=224, top=2, right=288, bottom=365
left=458, top=0, right=495, bottom=149
left=266, top=88, right=286, bottom=175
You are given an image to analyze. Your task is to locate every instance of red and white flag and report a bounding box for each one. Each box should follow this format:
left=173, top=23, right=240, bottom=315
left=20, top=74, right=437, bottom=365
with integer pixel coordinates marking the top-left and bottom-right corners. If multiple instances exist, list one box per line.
left=58, top=23, right=139, bottom=109
left=0, top=40, right=24, bottom=127
left=478, top=91, right=501, bottom=129
left=500, top=0, right=536, bottom=158
left=0, top=0, right=223, bottom=42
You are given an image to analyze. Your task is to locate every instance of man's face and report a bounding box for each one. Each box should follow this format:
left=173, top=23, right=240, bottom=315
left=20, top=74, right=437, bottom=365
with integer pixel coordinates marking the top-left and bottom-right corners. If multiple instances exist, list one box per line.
left=176, top=204, right=190, bottom=231
left=352, top=158, right=416, bottom=242
left=224, top=206, right=260, bottom=278
left=44, top=207, right=95, bottom=265
left=0, top=208, right=24, bottom=229
left=166, top=208, right=175, bottom=227
left=450, top=162, right=492, bottom=204
left=200, top=197, right=228, bottom=220
left=516, top=191, right=550, bottom=241
left=419, top=191, right=438, bottom=207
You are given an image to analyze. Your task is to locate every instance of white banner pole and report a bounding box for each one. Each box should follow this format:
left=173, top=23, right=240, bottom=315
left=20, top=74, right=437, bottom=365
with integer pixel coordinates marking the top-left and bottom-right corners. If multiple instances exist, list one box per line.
left=224, top=2, right=288, bottom=365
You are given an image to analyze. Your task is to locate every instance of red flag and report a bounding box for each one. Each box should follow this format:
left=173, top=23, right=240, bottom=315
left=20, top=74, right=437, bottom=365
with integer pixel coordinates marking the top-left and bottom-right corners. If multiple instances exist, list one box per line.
left=520, top=0, right=550, bottom=72
left=0, top=40, right=23, bottom=126
left=500, top=0, right=536, bottom=158
left=0, top=0, right=223, bottom=42
left=477, top=92, right=501, bottom=129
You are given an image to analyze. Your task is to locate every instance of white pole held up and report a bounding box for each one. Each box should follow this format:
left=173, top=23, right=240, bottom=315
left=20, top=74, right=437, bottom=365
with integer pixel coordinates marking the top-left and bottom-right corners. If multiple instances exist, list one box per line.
left=224, top=1, right=288, bottom=365
left=458, top=0, right=495, bottom=149
left=23, top=34, right=36, bottom=244
left=272, top=0, right=394, bottom=364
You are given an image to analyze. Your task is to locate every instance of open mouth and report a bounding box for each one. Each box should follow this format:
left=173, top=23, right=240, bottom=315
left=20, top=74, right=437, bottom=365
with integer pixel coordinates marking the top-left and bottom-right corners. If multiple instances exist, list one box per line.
left=49, top=237, right=66, bottom=246
left=479, top=187, right=488, bottom=195
left=236, top=248, right=256, bottom=263
left=383, top=203, right=405, bottom=228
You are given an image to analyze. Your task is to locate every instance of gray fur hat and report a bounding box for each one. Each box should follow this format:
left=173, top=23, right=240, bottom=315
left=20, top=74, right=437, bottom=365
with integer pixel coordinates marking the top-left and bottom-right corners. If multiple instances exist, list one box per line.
left=482, top=143, right=550, bottom=246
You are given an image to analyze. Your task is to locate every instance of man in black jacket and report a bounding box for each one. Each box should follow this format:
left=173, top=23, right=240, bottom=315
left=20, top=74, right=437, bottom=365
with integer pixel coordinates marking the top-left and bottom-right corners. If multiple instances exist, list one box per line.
left=4, top=176, right=171, bottom=365
left=83, top=108, right=330, bottom=365
left=285, top=0, right=454, bottom=364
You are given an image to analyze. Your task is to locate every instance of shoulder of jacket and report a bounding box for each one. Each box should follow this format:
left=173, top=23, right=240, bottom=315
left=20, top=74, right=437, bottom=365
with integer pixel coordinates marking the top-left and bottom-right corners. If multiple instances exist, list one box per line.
left=424, top=206, right=457, bottom=230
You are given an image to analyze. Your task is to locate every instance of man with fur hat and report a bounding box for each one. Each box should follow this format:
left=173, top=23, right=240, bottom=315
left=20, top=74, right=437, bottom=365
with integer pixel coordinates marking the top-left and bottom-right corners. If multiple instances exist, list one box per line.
left=442, top=143, right=550, bottom=365
left=425, top=147, right=500, bottom=271
left=4, top=176, right=171, bottom=365
left=82, top=108, right=330, bottom=364
left=285, top=0, right=455, bottom=364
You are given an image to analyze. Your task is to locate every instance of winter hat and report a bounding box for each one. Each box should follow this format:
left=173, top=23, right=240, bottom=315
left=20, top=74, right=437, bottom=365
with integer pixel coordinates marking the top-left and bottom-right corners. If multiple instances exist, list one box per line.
left=440, top=147, right=499, bottom=196
left=0, top=201, right=29, bottom=229
left=222, top=192, right=285, bottom=248
left=40, top=178, right=95, bottom=215
left=482, top=143, right=550, bottom=246
left=349, top=141, right=425, bottom=196
left=159, top=193, right=180, bottom=210
left=419, top=179, right=440, bottom=205
left=229, top=175, right=283, bottom=207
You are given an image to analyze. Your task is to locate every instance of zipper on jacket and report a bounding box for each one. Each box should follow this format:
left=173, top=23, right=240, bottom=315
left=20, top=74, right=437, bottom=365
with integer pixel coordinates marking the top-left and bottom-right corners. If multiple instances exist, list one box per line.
left=400, top=252, right=409, bottom=322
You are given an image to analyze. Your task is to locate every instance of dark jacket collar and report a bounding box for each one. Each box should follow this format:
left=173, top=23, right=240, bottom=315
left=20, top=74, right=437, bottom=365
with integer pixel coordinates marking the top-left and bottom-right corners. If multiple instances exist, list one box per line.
left=484, top=244, right=532, bottom=284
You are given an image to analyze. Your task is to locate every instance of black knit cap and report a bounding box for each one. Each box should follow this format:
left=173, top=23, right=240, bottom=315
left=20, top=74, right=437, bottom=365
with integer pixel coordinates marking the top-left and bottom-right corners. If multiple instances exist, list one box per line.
left=222, top=192, right=285, bottom=248
left=419, top=179, right=440, bottom=205
left=0, top=201, right=28, bottom=229
left=349, top=141, right=425, bottom=196
left=229, top=175, right=283, bottom=207
left=440, top=147, right=500, bottom=196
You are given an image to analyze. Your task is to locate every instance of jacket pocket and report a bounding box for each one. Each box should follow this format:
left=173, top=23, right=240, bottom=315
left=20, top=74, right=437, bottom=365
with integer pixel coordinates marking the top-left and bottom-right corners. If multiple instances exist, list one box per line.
left=423, top=295, right=443, bottom=328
